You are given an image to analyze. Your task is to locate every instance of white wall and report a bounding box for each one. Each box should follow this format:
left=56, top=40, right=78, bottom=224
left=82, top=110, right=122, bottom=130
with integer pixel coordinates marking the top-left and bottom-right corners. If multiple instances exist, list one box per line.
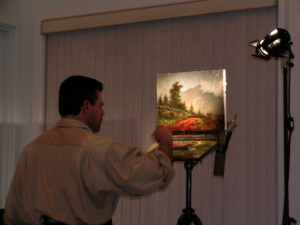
left=0, top=0, right=21, bottom=27
left=0, top=0, right=22, bottom=208
left=0, top=0, right=300, bottom=224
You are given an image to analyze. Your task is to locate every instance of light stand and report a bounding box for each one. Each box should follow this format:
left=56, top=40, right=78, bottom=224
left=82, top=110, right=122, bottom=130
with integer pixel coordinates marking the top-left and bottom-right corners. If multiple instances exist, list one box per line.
left=281, top=58, right=297, bottom=225
left=250, top=28, right=297, bottom=225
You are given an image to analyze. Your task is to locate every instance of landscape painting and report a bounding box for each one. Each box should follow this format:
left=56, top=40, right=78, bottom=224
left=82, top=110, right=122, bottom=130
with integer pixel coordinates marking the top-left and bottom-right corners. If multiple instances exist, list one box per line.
left=157, top=70, right=226, bottom=159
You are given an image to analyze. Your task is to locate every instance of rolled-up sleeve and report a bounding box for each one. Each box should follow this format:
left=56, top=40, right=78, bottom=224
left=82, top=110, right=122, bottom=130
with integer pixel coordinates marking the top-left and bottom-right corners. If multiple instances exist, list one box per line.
left=103, top=141, right=175, bottom=196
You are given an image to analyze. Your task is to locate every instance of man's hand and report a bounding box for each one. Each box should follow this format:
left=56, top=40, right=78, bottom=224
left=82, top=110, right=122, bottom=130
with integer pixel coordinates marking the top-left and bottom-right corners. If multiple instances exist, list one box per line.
left=153, top=126, right=173, bottom=164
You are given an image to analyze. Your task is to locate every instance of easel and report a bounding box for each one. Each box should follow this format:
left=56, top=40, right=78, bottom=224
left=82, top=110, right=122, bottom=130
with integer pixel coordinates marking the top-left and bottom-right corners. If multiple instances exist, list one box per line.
left=177, top=160, right=203, bottom=225
left=175, top=143, right=219, bottom=225
left=175, top=117, right=236, bottom=225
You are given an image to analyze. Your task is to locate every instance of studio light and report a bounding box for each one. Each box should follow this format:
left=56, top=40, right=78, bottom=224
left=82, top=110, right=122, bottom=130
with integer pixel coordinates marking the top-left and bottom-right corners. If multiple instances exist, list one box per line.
left=250, top=28, right=297, bottom=225
left=249, top=28, right=294, bottom=60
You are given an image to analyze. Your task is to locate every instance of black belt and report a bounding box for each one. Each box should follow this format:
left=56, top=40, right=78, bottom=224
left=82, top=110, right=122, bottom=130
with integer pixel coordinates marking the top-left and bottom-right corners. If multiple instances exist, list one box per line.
left=42, top=216, right=113, bottom=225
left=41, top=216, right=64, bottom=225
left=103, top=220, right=113, bottom=225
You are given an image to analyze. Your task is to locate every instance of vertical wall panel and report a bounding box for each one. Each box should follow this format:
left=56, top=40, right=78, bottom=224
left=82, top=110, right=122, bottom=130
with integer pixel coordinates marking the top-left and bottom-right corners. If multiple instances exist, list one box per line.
left=245, top=10, right=257, bottom=225
left=210, top=15, right=226, bottom=225
left=46, top=7, right=277, bottom=225
left=167, top=19, right=186, bottom=225
left=0, top=31, right=19, bottom=207
left=0, top=30, right=6, bottom=207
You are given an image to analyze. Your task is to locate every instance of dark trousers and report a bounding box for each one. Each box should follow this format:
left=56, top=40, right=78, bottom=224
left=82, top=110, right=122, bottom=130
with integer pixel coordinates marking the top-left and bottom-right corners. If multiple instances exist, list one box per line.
left=42, top=216, right=113, bottom=225
left=0, top=209, right=4, bottom=224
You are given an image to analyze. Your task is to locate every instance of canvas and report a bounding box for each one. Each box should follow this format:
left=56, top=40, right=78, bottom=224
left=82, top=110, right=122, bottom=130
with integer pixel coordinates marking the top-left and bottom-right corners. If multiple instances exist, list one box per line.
left=157, top=70, right=227, bottom=160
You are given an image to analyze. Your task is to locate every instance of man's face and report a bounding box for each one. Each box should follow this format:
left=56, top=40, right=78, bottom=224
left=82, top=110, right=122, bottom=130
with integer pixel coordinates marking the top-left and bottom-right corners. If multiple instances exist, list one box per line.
left=86, top=90, right=104, bottom=133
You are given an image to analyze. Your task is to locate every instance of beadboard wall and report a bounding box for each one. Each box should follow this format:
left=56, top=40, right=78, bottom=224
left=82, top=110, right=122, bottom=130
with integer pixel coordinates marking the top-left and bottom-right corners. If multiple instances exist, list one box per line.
left=45, top=7, right=277, bottom=225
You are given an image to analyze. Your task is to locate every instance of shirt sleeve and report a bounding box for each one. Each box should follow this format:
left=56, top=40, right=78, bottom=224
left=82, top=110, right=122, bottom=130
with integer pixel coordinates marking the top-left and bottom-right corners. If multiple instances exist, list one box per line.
left=103, top=141, right=175, bottom=196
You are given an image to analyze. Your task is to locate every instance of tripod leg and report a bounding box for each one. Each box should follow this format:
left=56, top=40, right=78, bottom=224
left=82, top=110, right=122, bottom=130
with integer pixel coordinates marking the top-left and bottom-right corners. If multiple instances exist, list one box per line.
left=177, top=213, right=203, bottom=225
left=177, top=215, right=190, bottom=225
left=190, top=214, right=203, bottom=225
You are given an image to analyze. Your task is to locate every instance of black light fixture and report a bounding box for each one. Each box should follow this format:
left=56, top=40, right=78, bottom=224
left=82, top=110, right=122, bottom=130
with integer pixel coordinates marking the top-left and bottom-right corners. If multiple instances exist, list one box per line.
left=250, top=28, right=297, bottom=225
left=249, top=28, right=294, bottom=60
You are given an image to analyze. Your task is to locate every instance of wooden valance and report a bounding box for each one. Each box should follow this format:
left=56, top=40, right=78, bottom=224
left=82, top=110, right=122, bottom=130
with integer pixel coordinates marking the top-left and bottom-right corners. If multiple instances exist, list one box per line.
left=41, top=0, right=277, bottom=34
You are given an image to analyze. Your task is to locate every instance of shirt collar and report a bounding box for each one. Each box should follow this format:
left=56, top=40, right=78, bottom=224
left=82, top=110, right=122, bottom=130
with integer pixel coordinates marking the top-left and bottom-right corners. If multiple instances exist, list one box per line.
left=56, top=118, right=92, bottom=132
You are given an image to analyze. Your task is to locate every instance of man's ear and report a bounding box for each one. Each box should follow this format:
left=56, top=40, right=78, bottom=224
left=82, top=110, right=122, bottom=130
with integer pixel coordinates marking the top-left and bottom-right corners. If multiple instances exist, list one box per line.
left=82, top=100, right=91, bottom=113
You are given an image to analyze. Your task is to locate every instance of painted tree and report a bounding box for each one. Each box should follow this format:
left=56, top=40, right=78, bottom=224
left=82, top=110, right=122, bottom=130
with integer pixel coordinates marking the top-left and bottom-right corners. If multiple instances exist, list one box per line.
left=163, top=94, right=169, bottom=106
left=158, top=95, right=163, bottom=105
left=196, top=109, right=203, bottom=117
left=169, top=81, right=183, bottom=109
left=189, top=103, right=195, bottom=115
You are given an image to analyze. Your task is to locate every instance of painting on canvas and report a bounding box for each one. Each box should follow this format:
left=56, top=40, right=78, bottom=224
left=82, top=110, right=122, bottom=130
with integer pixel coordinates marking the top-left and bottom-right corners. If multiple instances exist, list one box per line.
left=157, top=70, right=226, bottom=159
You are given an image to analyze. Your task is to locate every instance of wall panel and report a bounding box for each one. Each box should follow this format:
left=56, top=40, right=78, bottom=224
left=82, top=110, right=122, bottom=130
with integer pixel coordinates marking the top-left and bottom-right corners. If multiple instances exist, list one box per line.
left=46, top=7, right=277, bottom=225
left=0, top=29, right=21, bottom=207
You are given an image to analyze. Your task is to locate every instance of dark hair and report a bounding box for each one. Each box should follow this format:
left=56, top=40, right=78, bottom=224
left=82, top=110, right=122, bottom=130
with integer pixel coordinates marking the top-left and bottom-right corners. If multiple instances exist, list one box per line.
left=59, top=75, right=103, bottom=116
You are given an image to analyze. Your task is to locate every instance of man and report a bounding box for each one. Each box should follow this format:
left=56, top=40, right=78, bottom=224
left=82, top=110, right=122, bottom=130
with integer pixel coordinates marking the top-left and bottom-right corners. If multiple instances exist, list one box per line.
left=5, top=75, right=174, bottom=225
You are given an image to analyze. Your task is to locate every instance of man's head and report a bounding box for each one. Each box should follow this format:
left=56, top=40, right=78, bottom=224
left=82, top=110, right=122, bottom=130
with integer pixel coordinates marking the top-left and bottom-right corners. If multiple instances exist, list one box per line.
left=59, top=75, right=104, bottom=132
